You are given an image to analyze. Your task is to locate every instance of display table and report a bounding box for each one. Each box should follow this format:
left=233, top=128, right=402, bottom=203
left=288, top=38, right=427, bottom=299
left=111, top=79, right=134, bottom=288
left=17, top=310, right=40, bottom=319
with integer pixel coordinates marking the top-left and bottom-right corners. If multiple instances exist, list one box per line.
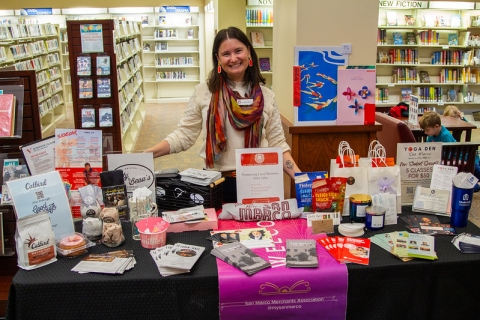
left=7, top=211, right=480, bottom=319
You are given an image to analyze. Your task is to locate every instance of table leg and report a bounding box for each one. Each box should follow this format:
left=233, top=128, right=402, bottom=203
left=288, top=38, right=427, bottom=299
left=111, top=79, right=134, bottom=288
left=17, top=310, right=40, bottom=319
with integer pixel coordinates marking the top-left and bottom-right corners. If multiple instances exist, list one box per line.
left=465, top=129, right=472, bottom=142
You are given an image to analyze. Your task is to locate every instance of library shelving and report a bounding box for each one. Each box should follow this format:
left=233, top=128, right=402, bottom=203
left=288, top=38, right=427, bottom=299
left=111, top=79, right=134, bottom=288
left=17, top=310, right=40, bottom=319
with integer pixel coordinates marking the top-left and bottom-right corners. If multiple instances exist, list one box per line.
left=377, top=2, right=480, bottom=114
left=0, top=22, right=66, bottom=137
left=246, top=2, right=274, bottom=89
left=141, top=6, right=204, bottom=102
left=59, top=27, right=72, bottom=106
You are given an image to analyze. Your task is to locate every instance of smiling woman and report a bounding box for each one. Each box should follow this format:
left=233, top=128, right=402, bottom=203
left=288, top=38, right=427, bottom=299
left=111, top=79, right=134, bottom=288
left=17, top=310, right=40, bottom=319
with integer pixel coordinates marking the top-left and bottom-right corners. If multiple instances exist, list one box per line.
left=144, top=26, right=301, bottom=203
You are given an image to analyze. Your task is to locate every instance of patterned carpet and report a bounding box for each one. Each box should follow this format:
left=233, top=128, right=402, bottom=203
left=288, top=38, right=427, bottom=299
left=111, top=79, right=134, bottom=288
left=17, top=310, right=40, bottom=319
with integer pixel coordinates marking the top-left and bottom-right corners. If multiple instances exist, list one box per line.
left=59, top=103, right=480, bottom=227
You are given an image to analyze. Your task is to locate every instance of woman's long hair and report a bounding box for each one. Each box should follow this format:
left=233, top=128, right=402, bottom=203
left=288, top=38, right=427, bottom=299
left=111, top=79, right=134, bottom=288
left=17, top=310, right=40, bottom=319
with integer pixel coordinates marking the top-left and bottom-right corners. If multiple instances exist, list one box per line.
left=207, top=26, right=265, bottom=93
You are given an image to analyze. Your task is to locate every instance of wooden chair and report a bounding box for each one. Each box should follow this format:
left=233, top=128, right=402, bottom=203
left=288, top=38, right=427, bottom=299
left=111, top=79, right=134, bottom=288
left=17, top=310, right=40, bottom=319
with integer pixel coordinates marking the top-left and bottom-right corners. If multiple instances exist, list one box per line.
left=441, top=142, right=480, bottom=174
left=375, top=112, right=417, bottom=161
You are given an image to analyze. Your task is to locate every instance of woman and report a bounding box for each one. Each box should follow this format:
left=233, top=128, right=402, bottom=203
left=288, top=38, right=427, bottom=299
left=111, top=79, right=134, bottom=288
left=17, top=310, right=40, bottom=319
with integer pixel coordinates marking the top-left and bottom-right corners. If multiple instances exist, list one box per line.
left=145, top=27, right=301, bottom=202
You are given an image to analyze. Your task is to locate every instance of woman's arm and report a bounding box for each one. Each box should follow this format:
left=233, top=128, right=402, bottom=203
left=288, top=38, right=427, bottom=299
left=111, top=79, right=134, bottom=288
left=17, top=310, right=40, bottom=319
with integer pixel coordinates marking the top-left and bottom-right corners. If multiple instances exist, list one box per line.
left=283, top=151, right=301, bottom=179
left=144, top=140, right=171, bottom=158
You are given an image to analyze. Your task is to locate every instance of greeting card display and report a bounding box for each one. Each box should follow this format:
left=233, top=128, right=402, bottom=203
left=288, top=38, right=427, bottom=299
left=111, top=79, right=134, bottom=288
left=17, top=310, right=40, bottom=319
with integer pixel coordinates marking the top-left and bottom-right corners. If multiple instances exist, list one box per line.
left=79, top=78, right=93, bottom=99
left=96, top=55, right=110, bottom=75
left=81, top=107, right=95, bottom=128
left=77, top=56, right=91, bottom=76
left=97, top=78, right=111, bottom=98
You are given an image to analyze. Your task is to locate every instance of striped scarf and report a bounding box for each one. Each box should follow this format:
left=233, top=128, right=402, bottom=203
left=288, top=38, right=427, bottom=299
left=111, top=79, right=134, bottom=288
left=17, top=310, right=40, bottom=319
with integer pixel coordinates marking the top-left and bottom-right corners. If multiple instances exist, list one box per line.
left=205, top=78, right=264, bottom=168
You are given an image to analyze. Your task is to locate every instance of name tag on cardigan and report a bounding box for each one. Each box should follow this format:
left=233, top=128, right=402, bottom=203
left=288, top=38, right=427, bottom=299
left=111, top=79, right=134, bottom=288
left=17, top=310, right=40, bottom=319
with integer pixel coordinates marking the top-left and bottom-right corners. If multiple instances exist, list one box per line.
left=237, top=99, right=253, bottom=105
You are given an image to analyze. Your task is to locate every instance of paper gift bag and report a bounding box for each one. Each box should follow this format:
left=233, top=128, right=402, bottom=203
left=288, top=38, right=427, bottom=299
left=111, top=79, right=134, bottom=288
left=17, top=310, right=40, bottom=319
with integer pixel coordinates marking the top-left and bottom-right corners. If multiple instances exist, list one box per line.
left=330, top=141, right=369, bottom=216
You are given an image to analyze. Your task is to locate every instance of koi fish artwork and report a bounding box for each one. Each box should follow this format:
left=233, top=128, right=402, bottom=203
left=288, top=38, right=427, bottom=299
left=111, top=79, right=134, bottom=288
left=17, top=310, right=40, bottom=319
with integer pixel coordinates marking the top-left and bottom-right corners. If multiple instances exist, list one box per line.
left=307, top=97, right=337, bottom=111
left=301, top=89, right=322, bottom=100
left=316, top=73, right=337, bottom=84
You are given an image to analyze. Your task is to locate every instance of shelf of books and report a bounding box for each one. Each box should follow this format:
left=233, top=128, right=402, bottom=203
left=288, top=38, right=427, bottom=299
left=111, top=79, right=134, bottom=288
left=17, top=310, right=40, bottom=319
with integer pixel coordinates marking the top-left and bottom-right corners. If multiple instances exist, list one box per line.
left=59, top=27, right=72, bottom=106
left=377, top=2, right=480, bottom=114
left=246, top=2, right=274, bottom=89
left=140, top=6, right=204, bottom=102
left=0, top=23, right=66, bottom=137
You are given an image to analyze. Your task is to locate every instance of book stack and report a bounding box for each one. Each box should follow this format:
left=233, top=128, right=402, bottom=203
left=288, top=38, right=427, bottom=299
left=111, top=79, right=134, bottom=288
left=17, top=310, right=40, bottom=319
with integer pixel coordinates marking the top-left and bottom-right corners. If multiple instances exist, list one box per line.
left=150, top=243, right=204, bottom=277
left=452, top=233, right=480, bottom=253
left=179, top=168, right=221, bottom=186
left=371, top=231, right=438, bottom=261
left=317, top=236, right=371, bottom=265
left=211, top=242, right=271, bottom=275
left=209, top=228, right=275, bottom=249
left=286, top=239, right=318, bottom=268
left=71, top=250, right=136, bottom=274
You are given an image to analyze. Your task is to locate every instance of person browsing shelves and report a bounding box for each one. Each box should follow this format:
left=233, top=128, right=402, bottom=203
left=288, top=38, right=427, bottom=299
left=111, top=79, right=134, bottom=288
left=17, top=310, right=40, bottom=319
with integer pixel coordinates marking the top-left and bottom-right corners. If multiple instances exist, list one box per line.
left=145, top=26, right=301, bottom=202
left=418, top=111, right=456, bottom=142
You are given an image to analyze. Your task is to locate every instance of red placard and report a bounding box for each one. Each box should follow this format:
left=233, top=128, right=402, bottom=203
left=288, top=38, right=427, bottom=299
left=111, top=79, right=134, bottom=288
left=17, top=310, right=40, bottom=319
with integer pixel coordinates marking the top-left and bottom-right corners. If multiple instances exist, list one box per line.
left=240, top=152, right=279, bottom=166
left=293, top=66, right=301, bottom=106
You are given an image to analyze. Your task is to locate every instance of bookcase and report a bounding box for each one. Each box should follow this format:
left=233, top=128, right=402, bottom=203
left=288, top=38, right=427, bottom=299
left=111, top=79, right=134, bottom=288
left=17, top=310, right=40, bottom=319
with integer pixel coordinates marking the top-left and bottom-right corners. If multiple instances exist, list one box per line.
left=246, top=3, right=274, bottom=89
left=377, top=3, right=480, bottom=114
left=141, top=6, right=204, bottom=102
left=59, top=28, right=72, bottom=106
left=0, top=23, right=66, bottom=137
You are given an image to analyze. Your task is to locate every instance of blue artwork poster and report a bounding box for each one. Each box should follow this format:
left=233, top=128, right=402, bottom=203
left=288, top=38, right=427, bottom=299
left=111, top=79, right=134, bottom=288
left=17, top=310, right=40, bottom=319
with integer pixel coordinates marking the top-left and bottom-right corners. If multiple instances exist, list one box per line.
left=294, top=46, right=348, bottom=126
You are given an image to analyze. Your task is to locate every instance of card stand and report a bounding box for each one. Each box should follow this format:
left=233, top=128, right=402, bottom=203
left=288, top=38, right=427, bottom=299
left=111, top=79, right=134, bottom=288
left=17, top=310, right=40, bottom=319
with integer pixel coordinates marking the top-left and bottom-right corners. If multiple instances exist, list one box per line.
left=156, top=177, right=223, bottom=211
left=0, top=81, right=25, bottom=139
left=56, top=233, right=96, bottom=258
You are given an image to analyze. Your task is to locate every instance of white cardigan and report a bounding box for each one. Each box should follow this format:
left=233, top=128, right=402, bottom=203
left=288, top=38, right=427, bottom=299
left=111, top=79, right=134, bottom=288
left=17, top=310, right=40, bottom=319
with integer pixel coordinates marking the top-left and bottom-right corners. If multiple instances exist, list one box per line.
left=165, top=82, right=290, bottom=171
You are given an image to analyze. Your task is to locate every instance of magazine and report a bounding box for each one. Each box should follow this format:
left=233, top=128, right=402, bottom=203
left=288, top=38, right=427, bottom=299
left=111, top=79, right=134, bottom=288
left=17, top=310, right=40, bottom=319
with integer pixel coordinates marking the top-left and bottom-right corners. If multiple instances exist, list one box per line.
left=99, top=106, right=113, bottom=127
left=211, top=241, right=271, bottom=275
left=286, top=239, right=318, bottom=268
left=77, top=56, right=91, bottom=76
left=79, top=78, right=93, bottom=99
left=97, top=78, right=111, bottom=98
left=81, top=107, right=95, bottom=128
left=96, top=55, right=110, bottom=75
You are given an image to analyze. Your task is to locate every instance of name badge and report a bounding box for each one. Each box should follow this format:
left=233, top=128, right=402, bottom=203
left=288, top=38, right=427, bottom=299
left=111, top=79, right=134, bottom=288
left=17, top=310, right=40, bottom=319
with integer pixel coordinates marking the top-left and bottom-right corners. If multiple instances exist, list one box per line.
left=237, top=99, right=253, bottom=106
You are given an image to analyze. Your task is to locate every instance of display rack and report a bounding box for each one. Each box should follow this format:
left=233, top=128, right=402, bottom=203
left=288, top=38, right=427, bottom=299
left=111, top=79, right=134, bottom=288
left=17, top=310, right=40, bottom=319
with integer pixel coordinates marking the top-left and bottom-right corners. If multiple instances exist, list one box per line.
left=376, top=3, right=480, bottom=114
left=141, top=6, right=203, bottom=102
left=0, top=23, right=66, bottom=137
left=246, top=2, right=274, bottom=89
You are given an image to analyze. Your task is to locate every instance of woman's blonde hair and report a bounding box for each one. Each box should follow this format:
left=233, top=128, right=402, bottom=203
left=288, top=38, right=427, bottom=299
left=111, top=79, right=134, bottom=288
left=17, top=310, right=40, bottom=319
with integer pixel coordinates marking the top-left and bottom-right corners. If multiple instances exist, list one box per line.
left=443, top=105, right=460, bottom=117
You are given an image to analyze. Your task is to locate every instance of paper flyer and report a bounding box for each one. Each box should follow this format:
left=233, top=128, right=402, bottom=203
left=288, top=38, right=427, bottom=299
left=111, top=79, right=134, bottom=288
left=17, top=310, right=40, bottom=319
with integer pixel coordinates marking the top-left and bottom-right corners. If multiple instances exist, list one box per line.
left=235, top=148, right=284, bottom=204
left=55, top=129, right=102, bottom=218
left=396, top=142, right=442, bottom=204
left=107, top=153, right=155, bottom=198
left=20, top=136, right=55, bottom=176
left=6, top=170, right=74, bottom=239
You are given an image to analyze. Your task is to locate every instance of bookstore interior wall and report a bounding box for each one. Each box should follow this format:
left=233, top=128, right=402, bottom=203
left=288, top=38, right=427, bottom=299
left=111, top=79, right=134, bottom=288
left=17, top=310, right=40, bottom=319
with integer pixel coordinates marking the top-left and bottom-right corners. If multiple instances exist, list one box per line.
left=377, top=1, right=480, bottom=114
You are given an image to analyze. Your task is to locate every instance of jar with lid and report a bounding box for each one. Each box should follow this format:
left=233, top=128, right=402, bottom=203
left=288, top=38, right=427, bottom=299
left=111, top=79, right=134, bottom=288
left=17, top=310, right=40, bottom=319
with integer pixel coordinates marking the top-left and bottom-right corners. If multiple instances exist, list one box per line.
left=100, top=207, right=124, bottom=247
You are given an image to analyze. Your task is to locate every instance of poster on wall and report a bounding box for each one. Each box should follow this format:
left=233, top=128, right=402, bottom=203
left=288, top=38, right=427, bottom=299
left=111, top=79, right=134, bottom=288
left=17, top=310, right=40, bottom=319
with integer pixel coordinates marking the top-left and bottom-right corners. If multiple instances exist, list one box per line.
left=396, top=142, right=442, bottom=205
left=293, top=46, right=348, bottom=126
left=80, top=24, right=104, bottom=53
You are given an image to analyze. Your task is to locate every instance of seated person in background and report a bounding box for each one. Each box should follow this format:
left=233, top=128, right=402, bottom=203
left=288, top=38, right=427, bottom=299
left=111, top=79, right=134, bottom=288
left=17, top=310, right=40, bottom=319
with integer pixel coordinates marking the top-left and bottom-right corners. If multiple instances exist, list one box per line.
left=443, top=105, right=468, bottom=122
left=419, top=111, right=456, bottom=142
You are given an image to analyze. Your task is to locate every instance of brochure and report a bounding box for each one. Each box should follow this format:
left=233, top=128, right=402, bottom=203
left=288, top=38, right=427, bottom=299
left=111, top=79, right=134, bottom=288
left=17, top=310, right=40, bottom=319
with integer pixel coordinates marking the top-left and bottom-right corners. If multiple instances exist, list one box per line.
left=211, top=241, right=271, bottom=275
left=163, top=207, right=206, bottom=224
left=392, top=232, right=437, bottom=260
left=150, top=245, right=189, bottom=276
left=339, top=237, right=371, bottom=265
left=413, top=186, right=450, bottom=216
left=20, top=136, right=55, bottom=176
left=157, top=243, right=205, bottom=271
left=209, top=227, right=274, bottom=249
left=286, top=239, right=318, bottom=268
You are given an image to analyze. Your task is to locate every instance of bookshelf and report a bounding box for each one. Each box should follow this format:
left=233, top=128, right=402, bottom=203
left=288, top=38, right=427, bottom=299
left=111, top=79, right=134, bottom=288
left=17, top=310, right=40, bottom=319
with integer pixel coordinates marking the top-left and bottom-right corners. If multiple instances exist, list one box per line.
left=59, top=28, right=72, bottom=106
left=246, top=2, right=274, bottom=89
left=0, top=23, right=66, bottom=137
left=377, top=3, right=480, bottom=114
left=141, top=6, right=204, bottom=102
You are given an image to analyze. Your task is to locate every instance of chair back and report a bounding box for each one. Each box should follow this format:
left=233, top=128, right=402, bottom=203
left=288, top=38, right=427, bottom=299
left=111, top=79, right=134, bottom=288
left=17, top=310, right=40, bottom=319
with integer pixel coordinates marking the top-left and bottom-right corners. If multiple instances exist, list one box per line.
left=375, top=112, right=416, bottom=161
left=441, top=142, right=480, bottom=174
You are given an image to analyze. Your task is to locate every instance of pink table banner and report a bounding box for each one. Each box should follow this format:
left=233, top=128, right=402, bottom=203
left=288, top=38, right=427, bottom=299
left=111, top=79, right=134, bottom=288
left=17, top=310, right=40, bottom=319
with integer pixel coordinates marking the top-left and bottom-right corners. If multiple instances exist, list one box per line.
left=216, top=219, right=348, bottom=320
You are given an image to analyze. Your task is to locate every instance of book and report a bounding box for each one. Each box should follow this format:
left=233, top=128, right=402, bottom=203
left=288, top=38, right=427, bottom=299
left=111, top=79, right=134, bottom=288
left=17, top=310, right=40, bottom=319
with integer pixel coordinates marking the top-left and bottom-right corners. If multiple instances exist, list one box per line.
left=99, top=106, right=113, bottom=127
left=187, top=29, right=194, bottom=39
left=404, top=15, right=415, bottom=26
left=378, top=51, right=389, bottom=63
left=286, top=239, right=318, bottom=268
left=423, top=15, right=435, bottom=27
left=158, top=15, right=167, bottom=25
left=387, top=11, right=397, bottom=26
left=1, top=159, right=21, bottom=204
left=159, top=42, right=168, bottom=52
left=210, top=241, right=271, bottom=275
left=451, top=14, right=461, bottom=28
left=102, top=185, right=129, bottom=221
left=158, top=243, right=204, bottom=271
left=97, top=78, right=111, bottom=98
left=412, top=186, right=450, bottom=216
left=448, top=33, right=458, bottom=46
left=96, top=55, right=110, bottom=75
left=393, top=32, right=403, bottom=45
left=77, top=56, right=91, bottom=76
left=0, top=93, right=16, bottom=137
left=81, top=107, right=95, bottom=128
left=437, top=16, right=446, bottom=27
left=143, top=43, right=150, bottom=51
left=447, top=89, right=457, bottom=102
left=79, top=78, right=93, bottom=99
left=250, top=31, right=265, bottom=47
left=406, top=32, right=416, bottom=45
left=401, top=88, right=412, bottom=103
left=141, top=16, right=148, bottom=26
left=259, top=57, right=270, bottom=71
left=419, top=71, right=430, bottom=83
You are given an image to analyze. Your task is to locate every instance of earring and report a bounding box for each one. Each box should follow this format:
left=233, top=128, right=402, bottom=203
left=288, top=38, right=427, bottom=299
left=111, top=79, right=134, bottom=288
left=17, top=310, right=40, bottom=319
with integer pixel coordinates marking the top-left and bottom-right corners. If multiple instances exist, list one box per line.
left=249, top=56, right=253, bottom=67
left=217, top=61, right=222, bottom=73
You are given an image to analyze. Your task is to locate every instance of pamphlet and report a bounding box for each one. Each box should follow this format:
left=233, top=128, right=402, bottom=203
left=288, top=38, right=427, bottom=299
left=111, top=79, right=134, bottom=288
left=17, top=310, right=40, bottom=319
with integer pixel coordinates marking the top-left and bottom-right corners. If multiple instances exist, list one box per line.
left=157, top=243, right=205, bottom=271
left=20, top=136, right=55, bottom=176
left=392, top=232, right=437, bottom=260
left=338, top=237, right=371, bottom=265
left=413, top=186, right=450, bottom=216
left=211, top=241, right=271, bottom=275
left=286, top=239, right=318, bottom=268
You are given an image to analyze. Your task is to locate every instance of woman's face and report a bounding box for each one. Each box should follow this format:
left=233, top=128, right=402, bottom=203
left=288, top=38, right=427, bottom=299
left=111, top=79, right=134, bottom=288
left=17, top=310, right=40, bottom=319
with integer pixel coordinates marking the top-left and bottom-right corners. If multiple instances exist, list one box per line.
left=217, top=38, right=250, bottom=82
left=252, top=230, right=261, bottom=237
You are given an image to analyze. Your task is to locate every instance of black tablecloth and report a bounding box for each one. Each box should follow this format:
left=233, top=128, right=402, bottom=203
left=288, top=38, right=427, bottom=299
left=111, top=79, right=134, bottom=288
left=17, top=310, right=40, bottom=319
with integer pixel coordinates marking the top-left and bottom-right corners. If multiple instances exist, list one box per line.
left=7, top=210, right=480, bottom=320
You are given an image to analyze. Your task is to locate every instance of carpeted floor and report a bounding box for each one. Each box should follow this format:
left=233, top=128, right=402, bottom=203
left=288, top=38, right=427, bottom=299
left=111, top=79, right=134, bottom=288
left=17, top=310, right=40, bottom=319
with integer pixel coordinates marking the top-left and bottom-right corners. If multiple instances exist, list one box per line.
left=58, top=102, right=480, bottom=227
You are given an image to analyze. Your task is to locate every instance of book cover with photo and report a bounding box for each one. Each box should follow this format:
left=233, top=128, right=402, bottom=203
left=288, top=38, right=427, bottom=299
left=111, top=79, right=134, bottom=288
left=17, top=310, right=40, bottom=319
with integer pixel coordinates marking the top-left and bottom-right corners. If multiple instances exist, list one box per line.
left=96, top=55, right=110, bottom=75
left=286, top=239, right=318, bottom=268
left=158, top=243, right=205, bottom=270
left=336, top=66, right=376, bottom=125
left=211, top=242, right=271, bottom=275
left=405, top=15, right=415, bottom=26
left=393, top=32, right=403, bottom=45
left=448, top=33, right=458, bottom=45
left=406, top=32, right=416, bottom=45
left=97, top=78, right=111, bottom=98
left=250, top=31, right=265, bottom=47
left=79, top=78, right=93, bottom=99
left=99, top=106, right=113, bottom=127
left=77, top=56, right=91, bottom=76
left=401, top=88, right=412, bottom=103
left=419, top=71, right=430, bottom=83
left=81, top=108, right=95, bottom=128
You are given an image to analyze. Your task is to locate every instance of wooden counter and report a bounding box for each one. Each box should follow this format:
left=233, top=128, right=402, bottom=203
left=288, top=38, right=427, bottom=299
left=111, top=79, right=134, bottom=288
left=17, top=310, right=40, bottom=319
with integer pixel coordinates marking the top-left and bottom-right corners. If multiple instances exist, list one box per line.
left=282, top=115, right=382, bottom=198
